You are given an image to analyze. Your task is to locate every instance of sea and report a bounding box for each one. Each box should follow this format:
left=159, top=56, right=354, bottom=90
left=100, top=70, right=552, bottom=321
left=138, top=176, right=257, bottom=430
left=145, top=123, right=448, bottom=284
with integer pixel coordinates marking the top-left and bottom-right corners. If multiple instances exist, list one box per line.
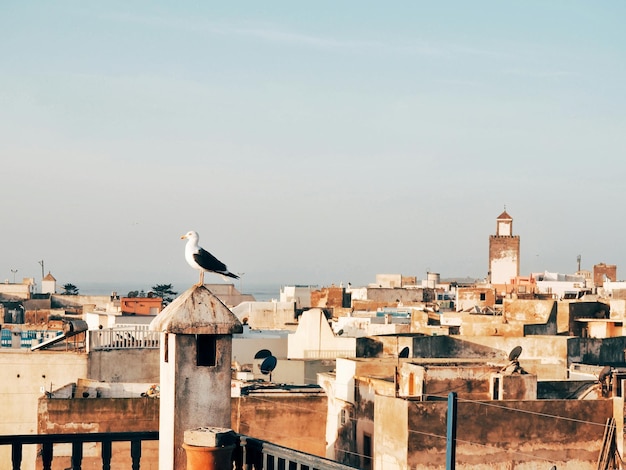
left=77, top=281, right=283, bottom=302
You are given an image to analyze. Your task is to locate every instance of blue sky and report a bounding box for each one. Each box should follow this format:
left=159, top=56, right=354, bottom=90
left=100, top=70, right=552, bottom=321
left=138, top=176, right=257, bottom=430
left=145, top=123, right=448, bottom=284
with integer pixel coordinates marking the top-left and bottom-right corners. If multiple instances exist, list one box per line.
left=2, top=2, right=625, bottom=292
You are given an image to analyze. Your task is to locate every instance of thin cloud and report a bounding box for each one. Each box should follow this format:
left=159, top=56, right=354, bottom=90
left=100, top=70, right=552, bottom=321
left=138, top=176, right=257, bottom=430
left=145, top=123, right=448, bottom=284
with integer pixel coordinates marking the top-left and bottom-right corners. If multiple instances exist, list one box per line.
left=502, top=68, right=575, bottom=79
left=102, top=12, right=448, bottom=56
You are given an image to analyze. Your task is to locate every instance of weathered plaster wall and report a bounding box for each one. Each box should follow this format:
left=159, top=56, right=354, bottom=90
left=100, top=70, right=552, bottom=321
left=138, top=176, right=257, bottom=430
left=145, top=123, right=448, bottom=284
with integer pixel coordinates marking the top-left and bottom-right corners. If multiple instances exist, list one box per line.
left=594, top=263, right=617, bottom=287
left=51, top=294, right=113, bottom=310
left=557, top=300, right=572, bottom=333
left=459, top=314, right=524, bottom=337
left=503, top=299, right=554, bottom=324
left=375, top=274, right=403, bottom=288
left=456, top=287, right=496, bottom=312
left=231, top=301, right=297, bottom=330
left=410, top=336, right=572, bottom=379
left=568, top=336, right=626, bottom=365
left=398, top=362, right=501, bottom=400
left=87, top=349, right=159, bottom=382
left=568, top=301, right=610, bottom=336
left=373, top=395, right=408, bottom=470
left=287, top=309, right=356, bottom=359
left=249, top=358, right=335, bottom=385
left=0, top=350, right=88, bottom=467
left=489, top=235, right=520, bottom=285
left=354, top=376, right=395, bottom=469
left=369, top=334, right=419, bottom=357
left=538, top=380, right=597, bottom=399
left=311, top=286, right=348, bottom=308
left=0, top=283, right=31, bottom=299
left=232, top=332, right=289, bottom=366
left=38, top=396, right=159, bottom=433
left=610, top=299, right=626, bottom=319
left=159, top=333, right=233, bottom=469
left=37, top=396, right=159, bottom=469
left=365, top=287, right=433, bottom=303
left=231, top=394, right=327, bottom=457
left=376, top=394, right=616, bottom=470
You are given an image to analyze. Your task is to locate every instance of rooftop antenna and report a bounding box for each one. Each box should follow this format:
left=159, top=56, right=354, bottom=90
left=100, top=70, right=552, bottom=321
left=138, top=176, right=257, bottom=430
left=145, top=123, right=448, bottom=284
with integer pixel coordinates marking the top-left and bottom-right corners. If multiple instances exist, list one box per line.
left=38, top=260, right=44, bottom=280
left=10, top=269, right=18, bottom=284
left=577, top=254, right=581, bottom=272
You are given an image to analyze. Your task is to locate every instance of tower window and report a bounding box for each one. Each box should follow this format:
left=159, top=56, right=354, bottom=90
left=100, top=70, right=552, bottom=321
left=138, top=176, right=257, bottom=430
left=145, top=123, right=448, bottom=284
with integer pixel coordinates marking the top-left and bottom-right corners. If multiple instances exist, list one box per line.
left=197, top=335, right=217, bottom=366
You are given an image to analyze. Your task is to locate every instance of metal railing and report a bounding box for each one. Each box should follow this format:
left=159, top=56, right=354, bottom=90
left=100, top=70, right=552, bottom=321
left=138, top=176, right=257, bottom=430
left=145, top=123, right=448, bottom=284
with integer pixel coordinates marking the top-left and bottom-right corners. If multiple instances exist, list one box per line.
left=0, top=432, right=358, bottom=470
left=89, top=326, right=160, bottom=350
left=234, top=435, right=359, bottom=470
left=303, top=349, right=355, bottom=359
left=0, top=431, right=158, bottom=470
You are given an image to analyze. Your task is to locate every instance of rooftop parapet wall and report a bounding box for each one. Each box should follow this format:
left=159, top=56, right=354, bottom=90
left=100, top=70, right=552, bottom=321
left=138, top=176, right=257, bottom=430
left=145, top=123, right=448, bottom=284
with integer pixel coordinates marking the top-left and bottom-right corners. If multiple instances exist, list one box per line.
left=398, top=362, right=501, bottom=400
left=375, top=394, right=615, bottom=470
left=365, top=287, right=434, bottom=304
left=503, top=298, right=555, bottom=324
left=37, top=395, right=159, bottom=468
left=231, top=301, right=297, bottom=330
left=411, top=335, right=570, bottom=379
left=410, top=335, right=626, bottom=380
left=231, top=394, right=327, bottom=457
left=87, top=349, right=159, bottom=383
left=38, top=396, right=159, bottom=434
left=456, top=287, right=496, bottom=311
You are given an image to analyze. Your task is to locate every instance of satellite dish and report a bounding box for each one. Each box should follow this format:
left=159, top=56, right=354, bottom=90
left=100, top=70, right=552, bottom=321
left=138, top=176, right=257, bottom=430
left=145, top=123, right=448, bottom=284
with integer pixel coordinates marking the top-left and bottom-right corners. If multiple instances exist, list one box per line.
left=508, top=346, right=523, bottom=362
left=260, top=355, right=277, bottom=376
left=398, top=346, right=410, bottom=358
left=254, top=349, right=272, bottom=359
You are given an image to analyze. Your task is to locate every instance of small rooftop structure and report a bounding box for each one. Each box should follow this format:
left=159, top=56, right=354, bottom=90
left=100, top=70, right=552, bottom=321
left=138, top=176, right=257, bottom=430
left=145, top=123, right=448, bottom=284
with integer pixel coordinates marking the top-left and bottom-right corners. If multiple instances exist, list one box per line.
left=150, top=284, right=243, bottom=469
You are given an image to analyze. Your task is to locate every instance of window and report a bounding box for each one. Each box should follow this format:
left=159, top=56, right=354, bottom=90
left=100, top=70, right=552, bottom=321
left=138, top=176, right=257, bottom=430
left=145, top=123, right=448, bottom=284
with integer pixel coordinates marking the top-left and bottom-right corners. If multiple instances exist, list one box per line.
left=492, top=377, right=500, bottom=400
left=164, top=333, right=169, bottom=363
left=340, top=408, right=349, bottom=426
left=480, top=293, right=486, bottom=301
left=196, top=335, right=217, bottom=366
left=362, top=433, right=372, bottom=470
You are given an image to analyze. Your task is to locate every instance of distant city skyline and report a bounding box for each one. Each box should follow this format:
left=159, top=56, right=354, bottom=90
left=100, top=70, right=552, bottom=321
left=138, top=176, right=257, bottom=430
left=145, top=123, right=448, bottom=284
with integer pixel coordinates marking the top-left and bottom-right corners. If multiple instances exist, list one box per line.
left=2, top=2, right=625, bottom=290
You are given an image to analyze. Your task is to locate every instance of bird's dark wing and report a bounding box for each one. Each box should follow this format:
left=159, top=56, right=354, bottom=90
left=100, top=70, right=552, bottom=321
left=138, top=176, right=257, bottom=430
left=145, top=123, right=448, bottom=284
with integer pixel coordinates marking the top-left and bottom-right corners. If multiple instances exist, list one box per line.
left=193, top=248, right=239, bottom=279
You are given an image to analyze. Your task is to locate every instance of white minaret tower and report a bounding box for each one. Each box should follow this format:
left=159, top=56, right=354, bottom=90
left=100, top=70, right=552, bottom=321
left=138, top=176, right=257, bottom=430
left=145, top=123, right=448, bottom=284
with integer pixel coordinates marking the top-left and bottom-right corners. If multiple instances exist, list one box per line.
left=488, top=209, right=520, bottom=285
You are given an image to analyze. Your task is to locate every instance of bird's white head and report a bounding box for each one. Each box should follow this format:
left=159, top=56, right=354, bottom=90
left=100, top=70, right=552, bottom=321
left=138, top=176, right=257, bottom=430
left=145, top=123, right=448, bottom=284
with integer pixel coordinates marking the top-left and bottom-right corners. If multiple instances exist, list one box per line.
left=181, top=230, right=199, bottom=242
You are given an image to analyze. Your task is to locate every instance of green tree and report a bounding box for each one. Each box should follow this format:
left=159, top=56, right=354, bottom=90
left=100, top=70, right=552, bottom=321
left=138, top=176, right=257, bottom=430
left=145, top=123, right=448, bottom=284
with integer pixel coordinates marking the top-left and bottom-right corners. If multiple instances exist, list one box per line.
left=151, top=283, right=177, bottom=305
left=62, top=283, right=79, bottom=295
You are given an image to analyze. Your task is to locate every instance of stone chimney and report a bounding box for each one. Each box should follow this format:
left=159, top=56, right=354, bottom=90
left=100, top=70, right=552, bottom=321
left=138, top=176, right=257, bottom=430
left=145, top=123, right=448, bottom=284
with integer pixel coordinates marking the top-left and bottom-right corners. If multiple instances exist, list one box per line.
left=150, top=285, right=243, bottom=469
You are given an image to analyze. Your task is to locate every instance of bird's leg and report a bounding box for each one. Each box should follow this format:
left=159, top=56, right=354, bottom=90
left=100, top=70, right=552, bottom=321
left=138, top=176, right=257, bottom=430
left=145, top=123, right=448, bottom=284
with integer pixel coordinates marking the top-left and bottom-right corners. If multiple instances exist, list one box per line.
left=196, top=271, right=204, bottom=287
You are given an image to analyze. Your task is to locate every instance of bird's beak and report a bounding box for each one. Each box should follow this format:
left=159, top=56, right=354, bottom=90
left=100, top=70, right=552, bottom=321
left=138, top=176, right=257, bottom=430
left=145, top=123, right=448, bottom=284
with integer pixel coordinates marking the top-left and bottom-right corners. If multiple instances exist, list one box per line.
left=180, top=234, right=187, bottom=240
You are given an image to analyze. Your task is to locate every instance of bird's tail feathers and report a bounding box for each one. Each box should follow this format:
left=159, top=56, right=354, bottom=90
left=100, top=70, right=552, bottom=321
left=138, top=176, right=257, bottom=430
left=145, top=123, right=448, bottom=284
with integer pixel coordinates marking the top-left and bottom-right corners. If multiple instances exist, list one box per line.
left=220, top=271, right=239, bottom=280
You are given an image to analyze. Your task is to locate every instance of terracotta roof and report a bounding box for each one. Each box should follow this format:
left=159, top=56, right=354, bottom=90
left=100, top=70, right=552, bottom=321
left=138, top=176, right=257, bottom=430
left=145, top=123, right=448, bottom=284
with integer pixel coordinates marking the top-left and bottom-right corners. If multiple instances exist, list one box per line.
left=496, top=210, right=512, bottom=220
left=43, top=272, right=56, bottom=281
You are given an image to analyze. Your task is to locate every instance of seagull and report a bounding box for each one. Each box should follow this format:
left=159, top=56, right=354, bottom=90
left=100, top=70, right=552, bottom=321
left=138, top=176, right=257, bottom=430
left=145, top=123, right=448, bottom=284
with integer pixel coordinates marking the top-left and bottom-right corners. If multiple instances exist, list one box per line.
left=181, top=230, right=239, bottom=286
